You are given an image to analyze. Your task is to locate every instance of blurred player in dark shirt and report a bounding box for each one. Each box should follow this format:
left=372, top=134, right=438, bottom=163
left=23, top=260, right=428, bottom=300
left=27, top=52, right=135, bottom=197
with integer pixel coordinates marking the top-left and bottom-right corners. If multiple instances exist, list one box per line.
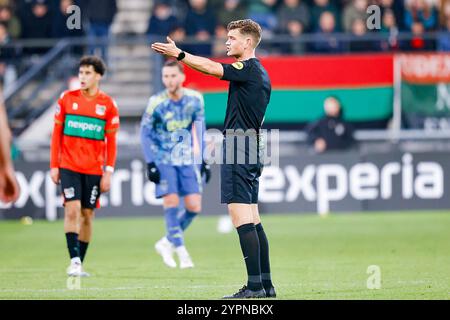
left=306, top=96, right=354, bottom=153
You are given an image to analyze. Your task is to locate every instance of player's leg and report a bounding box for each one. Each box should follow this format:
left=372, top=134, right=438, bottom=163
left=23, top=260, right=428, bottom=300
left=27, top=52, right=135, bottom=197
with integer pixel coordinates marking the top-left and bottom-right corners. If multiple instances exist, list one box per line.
left=221, top=163, right=265, bottom=298
left=251, top=163, right=276, bottom=297
left=79, top=208, right=95, bottom=263
left=64, top=201, right=83, bottom=276
left=179, top=165, right=203, bottom=231
left=171, top=165, right=202, bottom=268
left=163, top=192, right=193, bottom=268
left=162, top=193, right=183, bottom=248
left=60, top=168, right=83, bottom=276
left=227, top=203, right=264, bottom=294
left=77, top=172, right=101, bottom=276
left=77, top=208, right=95, bottom=277
left=154, top=165, right=181, bottom=268
left=251, top=204, right=276, bottom=298
left=182, top=194, right=201, bottom=230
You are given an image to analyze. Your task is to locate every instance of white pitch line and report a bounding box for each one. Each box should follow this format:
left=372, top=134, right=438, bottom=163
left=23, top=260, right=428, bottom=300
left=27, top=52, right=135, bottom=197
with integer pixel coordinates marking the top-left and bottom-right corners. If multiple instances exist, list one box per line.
left=0, top=283, right=309, bottom=294
left=0, top=286, right=146, bottom=293
left=0, top=284, right=248, bottom=294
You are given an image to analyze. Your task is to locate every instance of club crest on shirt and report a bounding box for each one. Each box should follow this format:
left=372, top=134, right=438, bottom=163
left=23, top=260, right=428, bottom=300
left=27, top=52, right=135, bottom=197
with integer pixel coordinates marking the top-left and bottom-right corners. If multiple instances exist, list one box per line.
left=96, top=104, right=107, bottom=116
left=232, top=62, right=244, bottom=70
left=72, top=103, right=78, bottom=110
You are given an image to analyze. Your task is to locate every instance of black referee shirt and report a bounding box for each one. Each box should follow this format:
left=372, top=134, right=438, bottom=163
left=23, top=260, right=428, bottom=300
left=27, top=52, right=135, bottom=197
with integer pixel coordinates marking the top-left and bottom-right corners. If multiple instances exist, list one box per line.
left=220, top=58, right=271, bottom=134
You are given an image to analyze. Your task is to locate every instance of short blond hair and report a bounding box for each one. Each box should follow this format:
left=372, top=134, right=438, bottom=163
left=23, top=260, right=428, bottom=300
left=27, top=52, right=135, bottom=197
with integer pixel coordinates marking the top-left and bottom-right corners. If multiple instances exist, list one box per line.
left=227, top=19, right=262, bottom=48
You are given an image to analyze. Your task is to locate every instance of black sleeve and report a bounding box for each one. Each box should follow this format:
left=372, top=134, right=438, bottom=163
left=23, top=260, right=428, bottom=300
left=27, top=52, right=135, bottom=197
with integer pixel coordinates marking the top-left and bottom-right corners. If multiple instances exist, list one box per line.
left=221, top=61, right=252, bottom=82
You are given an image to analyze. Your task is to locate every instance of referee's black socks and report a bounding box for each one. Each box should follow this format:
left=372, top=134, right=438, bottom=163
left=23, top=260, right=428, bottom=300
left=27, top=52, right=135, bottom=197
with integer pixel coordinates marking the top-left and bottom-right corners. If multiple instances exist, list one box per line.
left=236, top=223, right=263, bottom=291
left=255, top=223, right=274, bottom=291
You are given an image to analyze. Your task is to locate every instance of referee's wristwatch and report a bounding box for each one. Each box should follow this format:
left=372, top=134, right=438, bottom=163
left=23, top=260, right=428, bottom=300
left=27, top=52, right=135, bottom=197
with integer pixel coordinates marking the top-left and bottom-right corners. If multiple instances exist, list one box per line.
left=176, top=51, right=186, bottom=61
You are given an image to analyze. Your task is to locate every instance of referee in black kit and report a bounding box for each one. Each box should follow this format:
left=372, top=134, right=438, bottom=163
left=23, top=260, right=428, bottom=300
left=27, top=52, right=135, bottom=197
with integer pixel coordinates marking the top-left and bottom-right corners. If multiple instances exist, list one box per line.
left=151, top=19, right=275, bottom=299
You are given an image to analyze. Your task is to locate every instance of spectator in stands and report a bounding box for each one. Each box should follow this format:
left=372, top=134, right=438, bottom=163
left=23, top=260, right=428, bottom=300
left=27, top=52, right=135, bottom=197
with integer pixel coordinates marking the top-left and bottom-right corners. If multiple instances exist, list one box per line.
left=277, top=0, right=309, bottom=53
left=311, top=11, right=342, bottom=53
left=147, top=1, right=179, bottom=38
left=438, top=0, right=450, bottom=27
left=0, top=5, right=21, bottom=38
left=437, top=15, right=450, bottom=51
left=310, top=0, right=340, bottom=31
left=377, top=0, right=405, bottom=30
left=379, top=9, right=400, bottom=51
left=169, top=25, right=186, bottom=42
left=403, top=21, right=435, bottom=51
left=277, top=0, right=310, bottom=32
left=184, top=0, right=216, bottom=56
left=52, top=0, right=84, bottom=39
left=349, top=17, right=375, bottom=52
left=247, top=0, right=278, bottom=33
left=84, top=0, right=117, bottom=61
left=404, top=0, right=438, bottom=31
left=306, top=96, right=354, bottom=153
left=342, top=0, right=368, bottom=32
left=213, top=24, right=228, bottom=56
left=20, top=0, right=52, bottom=55
left=217, top=0, right=247, bottom=27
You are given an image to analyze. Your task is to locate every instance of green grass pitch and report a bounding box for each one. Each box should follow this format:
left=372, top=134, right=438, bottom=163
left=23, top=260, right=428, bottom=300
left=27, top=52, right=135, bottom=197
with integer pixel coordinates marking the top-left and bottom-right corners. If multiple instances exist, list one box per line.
left=0, top=211, right=449, bottom=299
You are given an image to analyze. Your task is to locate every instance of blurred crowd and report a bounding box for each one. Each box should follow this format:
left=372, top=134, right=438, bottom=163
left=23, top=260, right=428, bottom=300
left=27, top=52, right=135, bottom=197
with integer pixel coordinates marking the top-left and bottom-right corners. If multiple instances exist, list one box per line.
left=0, top=0, right=116, bottom=89
left=150, top=0, right=450, bottom=55
left=0, top=0, right=116, bottom=51
left=0, top=0, right=449, bottom=53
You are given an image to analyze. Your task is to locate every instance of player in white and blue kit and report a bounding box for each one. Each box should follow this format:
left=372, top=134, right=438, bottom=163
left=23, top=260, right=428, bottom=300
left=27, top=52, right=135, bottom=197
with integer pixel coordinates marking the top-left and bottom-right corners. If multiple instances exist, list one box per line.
left=140, top=60, right=210, bottom=269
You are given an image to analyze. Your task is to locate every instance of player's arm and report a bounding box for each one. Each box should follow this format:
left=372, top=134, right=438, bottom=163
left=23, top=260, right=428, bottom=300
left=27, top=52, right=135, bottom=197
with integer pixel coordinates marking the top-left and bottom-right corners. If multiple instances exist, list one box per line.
left=0, top=96, right=20, bottom=203
left=102, top=102, right=120, bottom=193
left=192, top=95, right=207, bottom=159
left=105, top=130, right=118, bottom=172
left=140, top=100, right=161, bottom=184
left=151, top=37, right=224, bottom=79
left=50, top=95, right=66, bottom=185
left=0, top=100, right=12, bottom=170
left=192, top=94, right=211, bottom=183
left=140, top=102, right=158, bottom=164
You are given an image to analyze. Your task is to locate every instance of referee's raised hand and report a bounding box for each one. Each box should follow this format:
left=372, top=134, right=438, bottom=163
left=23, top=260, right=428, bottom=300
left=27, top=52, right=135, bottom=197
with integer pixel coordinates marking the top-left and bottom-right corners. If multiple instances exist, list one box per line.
left=151, top=37, right=181, bottom=58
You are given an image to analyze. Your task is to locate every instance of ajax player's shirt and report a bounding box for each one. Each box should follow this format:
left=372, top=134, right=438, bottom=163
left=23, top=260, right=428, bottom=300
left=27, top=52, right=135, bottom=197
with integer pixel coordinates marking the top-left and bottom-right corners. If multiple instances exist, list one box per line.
left=50, top=89, right=120, bottom=175
left=140, top=88, right=205, bottom=166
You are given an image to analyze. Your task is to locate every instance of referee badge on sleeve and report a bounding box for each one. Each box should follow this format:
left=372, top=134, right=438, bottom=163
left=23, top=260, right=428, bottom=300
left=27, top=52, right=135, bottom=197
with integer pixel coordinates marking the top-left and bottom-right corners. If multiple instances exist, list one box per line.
left=232, top=62, right=244, bottom=70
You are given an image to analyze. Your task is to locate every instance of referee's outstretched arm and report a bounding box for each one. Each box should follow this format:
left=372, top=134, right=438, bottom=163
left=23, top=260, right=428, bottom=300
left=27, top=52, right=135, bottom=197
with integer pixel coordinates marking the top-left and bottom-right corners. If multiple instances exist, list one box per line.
left=151, top=37, right=224, bottom=79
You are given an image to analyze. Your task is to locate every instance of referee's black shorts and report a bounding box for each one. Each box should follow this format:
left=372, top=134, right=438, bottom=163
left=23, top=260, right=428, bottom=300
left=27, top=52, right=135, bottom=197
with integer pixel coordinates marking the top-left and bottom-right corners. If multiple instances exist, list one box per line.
left=220, top=134, right=263, bottom=204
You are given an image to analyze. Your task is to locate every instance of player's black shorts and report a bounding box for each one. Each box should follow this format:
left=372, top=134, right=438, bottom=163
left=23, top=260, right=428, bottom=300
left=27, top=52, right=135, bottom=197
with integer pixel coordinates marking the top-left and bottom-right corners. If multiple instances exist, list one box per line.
left=220, top=134, right=263, bottom=204
left=60, top=168, right=102, bottom=209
